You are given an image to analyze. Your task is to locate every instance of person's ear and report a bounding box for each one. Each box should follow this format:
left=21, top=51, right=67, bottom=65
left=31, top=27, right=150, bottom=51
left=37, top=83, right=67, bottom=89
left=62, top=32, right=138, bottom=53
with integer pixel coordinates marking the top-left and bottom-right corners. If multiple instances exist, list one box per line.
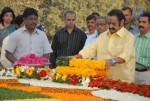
left=120, top=19, right=125, bottom=26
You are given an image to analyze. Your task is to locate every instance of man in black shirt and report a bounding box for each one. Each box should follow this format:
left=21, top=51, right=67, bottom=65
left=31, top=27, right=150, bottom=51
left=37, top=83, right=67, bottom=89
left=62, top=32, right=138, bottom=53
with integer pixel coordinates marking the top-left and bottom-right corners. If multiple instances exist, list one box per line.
left=51, top=11, right=87, bottom=68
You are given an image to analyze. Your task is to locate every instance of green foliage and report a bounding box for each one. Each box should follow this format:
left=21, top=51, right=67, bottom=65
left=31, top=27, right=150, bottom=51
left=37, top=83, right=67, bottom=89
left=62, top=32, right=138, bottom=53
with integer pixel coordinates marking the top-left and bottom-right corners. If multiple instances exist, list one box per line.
left=0, top=87, right=51, bottom=100
left=0, top=0, right=149, bottom=41
left=56, top=56, right=71, bottom=66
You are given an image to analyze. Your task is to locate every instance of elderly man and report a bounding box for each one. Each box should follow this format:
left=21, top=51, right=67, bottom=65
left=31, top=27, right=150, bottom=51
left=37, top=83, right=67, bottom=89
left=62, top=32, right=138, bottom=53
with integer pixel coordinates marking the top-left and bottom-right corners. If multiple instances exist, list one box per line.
left=96, top=16, right=108, bottom=35
left=76, top=9, right=135, bottom=83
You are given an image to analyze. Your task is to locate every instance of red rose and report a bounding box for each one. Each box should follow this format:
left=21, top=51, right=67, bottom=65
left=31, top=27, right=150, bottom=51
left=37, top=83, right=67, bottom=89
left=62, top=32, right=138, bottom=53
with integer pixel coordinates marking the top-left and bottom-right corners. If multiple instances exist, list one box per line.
left=131, top=86, right=140, bottom=93
left=40, top=70, right=47, bottom=77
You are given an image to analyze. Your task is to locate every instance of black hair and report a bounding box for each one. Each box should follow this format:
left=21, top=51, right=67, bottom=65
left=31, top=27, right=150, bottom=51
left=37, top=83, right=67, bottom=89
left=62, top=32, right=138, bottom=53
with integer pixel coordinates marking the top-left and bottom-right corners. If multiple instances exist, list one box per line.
left=108, top=9, right=125, bottom=25
left=0, top=7, right=15, bottom=25
left=121, top=7, right=132, bottom=14
left=15, top=15, right=23, bottom=26
left=140, top=12, right=150, bottom=23
left=23, top=7, right=38, bottom=19
left=91, top=12, right=100, bottom=18
left=86, top=14, right=96, bottom=22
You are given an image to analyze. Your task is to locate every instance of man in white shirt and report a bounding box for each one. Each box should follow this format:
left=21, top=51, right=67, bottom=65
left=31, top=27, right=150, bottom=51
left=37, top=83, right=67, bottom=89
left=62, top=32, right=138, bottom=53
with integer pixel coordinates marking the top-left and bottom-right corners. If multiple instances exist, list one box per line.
left=5, top=7, right=52, bottom=64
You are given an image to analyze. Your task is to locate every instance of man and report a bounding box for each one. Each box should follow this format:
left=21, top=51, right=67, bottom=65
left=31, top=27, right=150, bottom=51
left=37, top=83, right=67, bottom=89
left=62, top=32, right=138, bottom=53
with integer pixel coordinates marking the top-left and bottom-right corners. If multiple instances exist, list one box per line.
left=122, top=7, right=139, bottom=34
left=77, top=9, right=135, bottom=83
left=1, top=15, right=24, bottom=68
left=51, top=11, right=87, bottom=68
left=84, top=14, right=98, bottom=46
left=5, top=7, right=51, bottom=64
left=134, top=12, right=150, bottom=85
left=96, top=16, right=108, bottom=35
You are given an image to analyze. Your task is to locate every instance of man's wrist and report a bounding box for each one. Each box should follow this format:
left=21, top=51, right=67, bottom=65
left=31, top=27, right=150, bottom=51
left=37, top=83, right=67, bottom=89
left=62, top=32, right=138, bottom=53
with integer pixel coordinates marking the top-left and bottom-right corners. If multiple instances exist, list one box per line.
left=111, top=58, right=117, bottom=65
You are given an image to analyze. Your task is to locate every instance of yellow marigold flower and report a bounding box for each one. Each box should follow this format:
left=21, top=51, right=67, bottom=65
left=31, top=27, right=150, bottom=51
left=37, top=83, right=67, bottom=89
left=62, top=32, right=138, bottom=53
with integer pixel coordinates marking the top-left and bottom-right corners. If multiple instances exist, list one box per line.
left=56, top=73, right=62, bottom=80
left=62, top=74, right=67, bottom=81
left=16, top=67, right=21, bottom=75
left=38, top=67, right=44, bottom=71
left=26, top=67, right=34, bottom=76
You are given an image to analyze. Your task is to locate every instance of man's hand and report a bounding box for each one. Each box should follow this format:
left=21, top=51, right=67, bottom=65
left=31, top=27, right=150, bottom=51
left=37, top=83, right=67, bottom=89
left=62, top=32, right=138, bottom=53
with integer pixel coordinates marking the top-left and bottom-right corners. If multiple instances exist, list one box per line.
left=74, top=54, right=82, bottom=58
left=105, top=59, right=114, bottom=68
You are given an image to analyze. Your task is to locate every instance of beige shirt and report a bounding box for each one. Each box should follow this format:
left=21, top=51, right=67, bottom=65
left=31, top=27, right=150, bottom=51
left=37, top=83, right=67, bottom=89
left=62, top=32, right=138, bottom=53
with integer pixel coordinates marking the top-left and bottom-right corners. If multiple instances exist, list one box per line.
left=0, top=36, right=12, bottom=68
left=5, top=26, right=52, bottom=60
left=79, top=27, right=135, bottom=83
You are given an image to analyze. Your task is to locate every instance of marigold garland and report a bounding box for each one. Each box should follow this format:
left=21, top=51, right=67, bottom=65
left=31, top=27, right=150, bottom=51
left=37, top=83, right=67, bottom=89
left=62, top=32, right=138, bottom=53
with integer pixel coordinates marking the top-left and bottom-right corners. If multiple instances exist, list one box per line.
left=69, top=58, right=107, bottom=70
left=55, top=66, right=97, bottom=77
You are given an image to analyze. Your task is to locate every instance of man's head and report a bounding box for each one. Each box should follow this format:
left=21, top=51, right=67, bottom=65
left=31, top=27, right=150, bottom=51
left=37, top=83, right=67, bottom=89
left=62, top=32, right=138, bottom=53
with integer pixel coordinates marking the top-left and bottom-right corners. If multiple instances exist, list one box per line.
left=86, top=14, right=96, bottom=31
left=15, top=15, right=24, bottom=29
left=138, top=12, right=150, bottom=35
left=96, top=16, right=108, bottom=35
left=23, top=7, right=38, bottom=30
left=121, top=7, right=133, bottom=25
left=108, top=9, right=125, bottom=34
left=64, top=11, right=76, bottom=29
left=91, top=12, right=100, bottom=19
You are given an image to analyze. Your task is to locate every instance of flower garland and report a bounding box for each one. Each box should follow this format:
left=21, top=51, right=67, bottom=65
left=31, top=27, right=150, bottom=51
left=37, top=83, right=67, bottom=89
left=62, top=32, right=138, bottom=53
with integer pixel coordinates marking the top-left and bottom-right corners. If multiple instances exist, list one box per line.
left=53, top=58, right=110, bottom=85
left=88, top=77, right=150, bottom=97
left=69, top=58, right=107, bottom=70
left=13, top=65, right=51, bottom=80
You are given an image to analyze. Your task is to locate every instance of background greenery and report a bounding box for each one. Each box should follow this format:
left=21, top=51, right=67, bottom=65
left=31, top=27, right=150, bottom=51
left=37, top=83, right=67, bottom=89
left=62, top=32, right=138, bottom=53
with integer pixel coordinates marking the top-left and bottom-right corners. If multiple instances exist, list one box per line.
left=0, top=0, right=149, bottom=41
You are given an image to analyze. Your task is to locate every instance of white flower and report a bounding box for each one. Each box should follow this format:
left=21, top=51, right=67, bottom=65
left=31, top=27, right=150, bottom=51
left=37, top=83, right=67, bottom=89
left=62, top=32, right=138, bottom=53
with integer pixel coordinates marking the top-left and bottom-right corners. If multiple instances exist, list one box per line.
left=0, top=70, right=6, bottom=76
left=82, top=77, right=90, bottom=86
left=51, top=69, right=56, bottom=75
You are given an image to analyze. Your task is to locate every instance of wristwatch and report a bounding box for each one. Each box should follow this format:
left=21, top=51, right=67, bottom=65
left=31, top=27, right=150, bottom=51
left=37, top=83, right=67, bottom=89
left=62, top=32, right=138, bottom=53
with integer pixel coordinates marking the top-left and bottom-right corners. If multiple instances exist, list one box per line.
left=111, top=59, right=117, bottom=65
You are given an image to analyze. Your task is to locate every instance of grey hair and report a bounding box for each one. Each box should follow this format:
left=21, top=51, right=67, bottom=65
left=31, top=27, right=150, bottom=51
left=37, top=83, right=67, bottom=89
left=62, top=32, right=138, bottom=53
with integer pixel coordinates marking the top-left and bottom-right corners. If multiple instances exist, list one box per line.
left=96, top=16, right=108, bottom=24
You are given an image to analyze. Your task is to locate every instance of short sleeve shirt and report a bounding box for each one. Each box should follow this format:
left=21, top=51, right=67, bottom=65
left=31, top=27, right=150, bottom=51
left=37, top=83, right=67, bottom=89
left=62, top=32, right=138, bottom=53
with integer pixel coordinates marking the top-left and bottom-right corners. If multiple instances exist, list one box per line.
left=5, top=26, right=52, bottom=60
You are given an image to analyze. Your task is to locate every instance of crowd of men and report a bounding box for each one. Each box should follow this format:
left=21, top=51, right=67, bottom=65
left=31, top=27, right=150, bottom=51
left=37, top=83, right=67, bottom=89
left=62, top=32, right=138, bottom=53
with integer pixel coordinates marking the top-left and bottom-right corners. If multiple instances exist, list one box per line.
left=0, top=6, right=149, bottom=85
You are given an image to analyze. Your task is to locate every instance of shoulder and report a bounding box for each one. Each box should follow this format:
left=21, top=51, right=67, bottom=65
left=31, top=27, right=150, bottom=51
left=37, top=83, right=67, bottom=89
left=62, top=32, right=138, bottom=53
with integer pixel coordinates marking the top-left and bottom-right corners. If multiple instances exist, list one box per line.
left=56, top=27, right=65, bottom=33
left=36, top=28, right=48, bottom=38
left=75, top=27, right=85, bottom=34
left=124, top=28, right=134, bottom=41
left=0, top=23, right=4, bottom=29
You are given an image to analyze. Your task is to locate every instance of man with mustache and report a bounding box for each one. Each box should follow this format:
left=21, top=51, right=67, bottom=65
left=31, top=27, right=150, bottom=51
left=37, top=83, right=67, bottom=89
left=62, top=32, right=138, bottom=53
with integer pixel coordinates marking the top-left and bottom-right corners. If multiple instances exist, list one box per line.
left=134, top=12, right=150, bottom=85
left=84, top=14, right=98, bottom=46
left=121, top=7, right=139, bottom=35
left=76, top=9, right=135, bottom=83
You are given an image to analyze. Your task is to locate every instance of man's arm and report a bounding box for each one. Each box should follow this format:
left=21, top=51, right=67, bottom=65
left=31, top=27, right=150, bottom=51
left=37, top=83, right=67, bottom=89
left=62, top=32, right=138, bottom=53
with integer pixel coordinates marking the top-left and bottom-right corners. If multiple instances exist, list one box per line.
left=5, top=50, right=17, bottom=63
left=106, top=34, right=135, bottom=68
left=105, top=57, right=125, bottom=67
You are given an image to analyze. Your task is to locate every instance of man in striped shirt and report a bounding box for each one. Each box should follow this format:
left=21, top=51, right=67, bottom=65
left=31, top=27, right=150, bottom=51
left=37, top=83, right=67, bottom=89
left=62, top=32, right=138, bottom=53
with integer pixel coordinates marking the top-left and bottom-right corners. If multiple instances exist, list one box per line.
left=51, top=11, right=87, bottom=68
left=134, top=12, right=150, bottom=85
